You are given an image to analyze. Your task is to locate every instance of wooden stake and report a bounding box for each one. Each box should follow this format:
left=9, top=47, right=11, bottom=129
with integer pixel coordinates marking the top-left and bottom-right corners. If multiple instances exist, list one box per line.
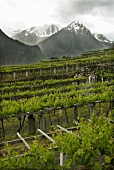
left=17, top=132, right=30, bottom=149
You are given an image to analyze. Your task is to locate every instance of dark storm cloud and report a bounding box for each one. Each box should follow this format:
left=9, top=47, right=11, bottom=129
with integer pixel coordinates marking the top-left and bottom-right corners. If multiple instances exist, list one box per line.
left=56, top=0, right=114, bottom=22
left=70, top=0, right=114, bottom=15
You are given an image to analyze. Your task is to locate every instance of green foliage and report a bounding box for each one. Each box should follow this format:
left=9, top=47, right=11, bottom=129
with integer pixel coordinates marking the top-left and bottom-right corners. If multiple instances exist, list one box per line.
left=54, top=115, right=114, bottom=169
left=0, top=50, right=114, bottom=169
left=0, top=82, right=113, bottom=116
left=0, top=115, right=114, bottom=169
left=0, top=141, right=56, bottom=170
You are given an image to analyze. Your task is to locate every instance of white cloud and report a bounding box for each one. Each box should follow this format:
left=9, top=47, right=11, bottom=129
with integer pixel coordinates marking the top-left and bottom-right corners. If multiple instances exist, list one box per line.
left=0, top=0, right=59, bottom=28
left=76, top=15, right=114, bottom=34
left=0, top=0, right=114, bottom=39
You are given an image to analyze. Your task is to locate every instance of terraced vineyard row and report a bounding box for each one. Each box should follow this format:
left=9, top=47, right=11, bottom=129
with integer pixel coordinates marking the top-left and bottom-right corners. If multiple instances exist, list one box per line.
left=0, top=49, right=113, bottom=117
left=0, top=80, right=113, bottom=116
left=1, top=80, right=113, bottom=101
left=0, top=50, right=114, bottom=82
left=0, top=48, right=114, bottom=169
left=0, top=51, right=113, bottom=72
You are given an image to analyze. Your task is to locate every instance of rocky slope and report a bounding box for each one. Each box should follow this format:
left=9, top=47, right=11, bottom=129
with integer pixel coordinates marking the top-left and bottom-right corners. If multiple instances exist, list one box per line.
left=12, top=24, right=61, bottom=45
left=0, top=29, right=46, bottom=65
left=93, top=33, right=113, bottom=43
left=38, top=22, right=111, bottom=58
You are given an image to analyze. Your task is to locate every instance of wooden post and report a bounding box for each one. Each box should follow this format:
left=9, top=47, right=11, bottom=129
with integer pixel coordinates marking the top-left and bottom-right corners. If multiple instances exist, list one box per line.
left=28, top=114, right=36, bottom=135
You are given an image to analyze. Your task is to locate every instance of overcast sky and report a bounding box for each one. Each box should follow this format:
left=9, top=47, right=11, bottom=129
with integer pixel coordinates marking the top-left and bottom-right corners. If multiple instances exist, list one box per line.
left=0, top=0, right=114, bottom=40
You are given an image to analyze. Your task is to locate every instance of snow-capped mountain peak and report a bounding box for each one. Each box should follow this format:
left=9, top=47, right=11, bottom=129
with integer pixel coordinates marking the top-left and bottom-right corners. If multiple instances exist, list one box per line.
left=67, top=21, right=82, bottom=30
left=93, top=33, right=113, bottom=43
left=25, top=24, right=61, bottom=37
left=64, top=21, right=90, bottom=35
left=11, top=24, right=61, bottom=45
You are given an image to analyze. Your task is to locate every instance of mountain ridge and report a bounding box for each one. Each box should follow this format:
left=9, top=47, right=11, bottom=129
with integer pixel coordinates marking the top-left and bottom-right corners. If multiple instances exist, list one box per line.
left=0, top=21, right=112, bottom=65
left=93, top=33, right=113, bottom=43
left=0, top=29, right=46, bottom=65
left=12, top=24, right=61, bottom=45
left=38, top=21, right=111, bottom=58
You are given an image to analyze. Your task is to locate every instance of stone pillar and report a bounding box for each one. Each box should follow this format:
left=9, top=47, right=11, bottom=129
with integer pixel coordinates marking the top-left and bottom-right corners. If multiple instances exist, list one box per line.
left=59, top=109, right=62, bottom=116
left=39, top=114, right=46, bottom=131
left=72, top=65, right=74, bottom=71
left=101, top=77, right=103, bottom=83
left=110, top=100, right=114, bottom=109
left=13, top=72, right=16, bottom=79
left=40, top=69, right=42, bottom=76
left=0, top=117, right=2, bottom=138
left=73, top=104, right=78, bottom=120
left=28, top=114, right=36, bottom=135
left=76, top=64, right=79, bottom=71
left=66, top=66, right=68, bottom=73
left=54, top=67, right=56, bottom=74
left=88, top=75, right=91, bottom=83
left=88, top=104, right=94, bottom=119
left=32, top=69, right=35, bottom=75
left=62, top=66, right=64, bottom=73
left=0, top=73, right=2, bottom=79
left=50, top=67, right=52, bottom=74
left=81, top=67, right=84, bottom=72
left=26, top=71, right=29, bottom=77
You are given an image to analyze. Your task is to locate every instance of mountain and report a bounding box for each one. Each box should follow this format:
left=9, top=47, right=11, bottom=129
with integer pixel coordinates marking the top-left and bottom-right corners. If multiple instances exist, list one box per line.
left=38, top=21, right=111, bottom=58
left=93, top=33, right=113, bottom=43
left=12, top=24, right=61, bottom=45
left=0, top=29, right=46, bottom=65
left=110, top=43, right=114, bottom=49
left=1, top=26, right=21, bottom=37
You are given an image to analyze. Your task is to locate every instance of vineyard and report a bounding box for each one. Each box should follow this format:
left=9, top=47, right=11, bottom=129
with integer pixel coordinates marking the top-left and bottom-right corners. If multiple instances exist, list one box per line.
left=0, top=48, right=114, bottom=169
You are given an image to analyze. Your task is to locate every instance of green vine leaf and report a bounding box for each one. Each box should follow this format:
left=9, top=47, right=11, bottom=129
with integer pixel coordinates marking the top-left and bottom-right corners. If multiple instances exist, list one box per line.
left=105, top=156, right=111, bottom=164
